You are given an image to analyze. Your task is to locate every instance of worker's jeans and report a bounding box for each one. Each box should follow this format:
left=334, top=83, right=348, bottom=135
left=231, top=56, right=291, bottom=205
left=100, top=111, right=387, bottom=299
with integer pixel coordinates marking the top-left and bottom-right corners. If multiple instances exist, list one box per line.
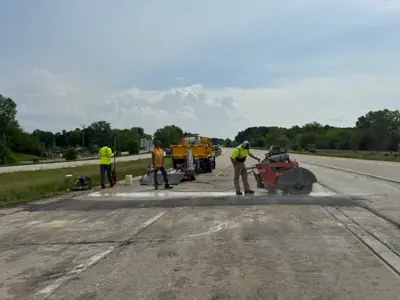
left=154, top=166, right=169, bottom=186
left=100, top=164, right=113, bottom=187
left=233, top=162, right=250, bottom=192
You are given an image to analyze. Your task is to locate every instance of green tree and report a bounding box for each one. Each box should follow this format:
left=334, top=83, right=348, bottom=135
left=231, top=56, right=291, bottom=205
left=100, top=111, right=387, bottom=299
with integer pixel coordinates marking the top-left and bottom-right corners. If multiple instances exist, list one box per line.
left=153, top=125, right=184, bottom=148
left=389, top=130, right=400, bottom=151
left=126, top=139, right=140, bottom=154
left=0, top=141, right=17, bottom=165
left=224, top=138, right=233, bottom=147
left=349, top=129, right=365, bottom=151
left=32, top=129, right=55, bottom=149
left=0, top=94, right=19, bottom=145
left=113, top=128, right=140, bottom=152
left=64, top=148, right=78, bottom=161
left=276, top=136, right=290, bottom=147
left=356, top=109, right=399, bottom=150
left=86, top=121, right=113, bottom=147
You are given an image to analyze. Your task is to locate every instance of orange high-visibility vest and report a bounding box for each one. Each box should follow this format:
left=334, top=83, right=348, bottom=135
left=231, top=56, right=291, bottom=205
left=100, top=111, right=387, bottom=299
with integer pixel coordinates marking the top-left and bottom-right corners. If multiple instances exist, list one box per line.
left=153, top=148, right=163, bottom=167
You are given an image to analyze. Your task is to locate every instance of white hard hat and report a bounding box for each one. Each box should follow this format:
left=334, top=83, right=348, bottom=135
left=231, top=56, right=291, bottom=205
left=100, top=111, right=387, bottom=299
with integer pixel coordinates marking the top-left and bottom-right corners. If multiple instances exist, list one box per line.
left=243, top=141, right=250, bottom=149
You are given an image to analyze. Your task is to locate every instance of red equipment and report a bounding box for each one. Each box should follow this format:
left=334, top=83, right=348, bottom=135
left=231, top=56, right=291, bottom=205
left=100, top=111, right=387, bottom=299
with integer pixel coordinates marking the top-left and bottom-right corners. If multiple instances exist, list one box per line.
left=250, top=159, right=317, bottom=195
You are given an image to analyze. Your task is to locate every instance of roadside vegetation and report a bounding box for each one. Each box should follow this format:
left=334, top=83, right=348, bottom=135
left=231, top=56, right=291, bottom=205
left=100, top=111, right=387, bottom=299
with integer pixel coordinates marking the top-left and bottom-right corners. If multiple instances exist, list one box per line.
left=294, top=150, right=400, bottom=162
left=228, top=109, right=400, bottom=162
left=0, top=157, right=172, bottom=208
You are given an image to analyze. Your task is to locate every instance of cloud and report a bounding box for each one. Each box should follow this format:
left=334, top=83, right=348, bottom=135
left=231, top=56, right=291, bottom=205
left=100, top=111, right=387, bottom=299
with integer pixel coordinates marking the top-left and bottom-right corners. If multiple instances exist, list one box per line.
left=1, top=0, right=400, bottom=138
left=3, top=69, right=400, bottom=138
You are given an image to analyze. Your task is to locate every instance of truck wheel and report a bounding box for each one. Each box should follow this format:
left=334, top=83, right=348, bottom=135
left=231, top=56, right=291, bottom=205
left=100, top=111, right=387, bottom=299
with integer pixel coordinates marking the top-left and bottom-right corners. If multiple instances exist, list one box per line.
left=194, top=158, right=200, bottom=173
left=207, top=159, right=213, bottom=173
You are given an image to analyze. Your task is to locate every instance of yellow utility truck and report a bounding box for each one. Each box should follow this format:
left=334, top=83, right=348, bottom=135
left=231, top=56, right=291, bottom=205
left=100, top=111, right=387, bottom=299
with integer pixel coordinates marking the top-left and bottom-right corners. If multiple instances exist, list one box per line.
left=170, top=136, right=216, bottom=173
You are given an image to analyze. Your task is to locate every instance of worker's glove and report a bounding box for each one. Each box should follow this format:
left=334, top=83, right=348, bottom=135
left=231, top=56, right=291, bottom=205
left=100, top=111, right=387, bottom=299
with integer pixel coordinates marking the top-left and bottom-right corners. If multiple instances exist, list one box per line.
left=257, top=157, right=261, bottom=162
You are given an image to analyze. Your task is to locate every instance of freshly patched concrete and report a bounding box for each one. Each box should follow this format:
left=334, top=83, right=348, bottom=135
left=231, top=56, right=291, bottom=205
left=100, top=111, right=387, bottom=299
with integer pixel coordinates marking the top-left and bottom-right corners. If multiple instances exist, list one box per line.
left=1, top=148, right=400, bottom=299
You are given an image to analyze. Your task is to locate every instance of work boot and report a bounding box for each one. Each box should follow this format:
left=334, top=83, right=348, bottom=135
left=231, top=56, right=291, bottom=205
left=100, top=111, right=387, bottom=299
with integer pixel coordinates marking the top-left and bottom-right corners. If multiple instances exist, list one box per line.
left=154, top=185, right=159, bottom=190
left=165, top=184, right=173, bottom=189
left=101, top=185, right=106, bottom=189
left=245, top=190, right=255, bottom=195
left=236, top=191, right=243, bottom=195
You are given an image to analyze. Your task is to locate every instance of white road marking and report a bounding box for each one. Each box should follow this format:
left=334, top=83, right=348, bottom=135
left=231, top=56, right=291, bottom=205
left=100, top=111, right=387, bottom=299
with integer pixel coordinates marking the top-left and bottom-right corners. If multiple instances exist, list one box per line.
left=216, top=163, right=234, bottom=176
left=85, top=191, right=371, bottom=199
left=131, top=212, right=167, bottom=235
left=36, top=211, right=167, bottom=297
left=216, top=170, right=224, bottom=176
left=186, top=221, right=240, bottom=238
left=88, top=191, right=237, bottom=198
left=37, top=246, right=116, bottom=295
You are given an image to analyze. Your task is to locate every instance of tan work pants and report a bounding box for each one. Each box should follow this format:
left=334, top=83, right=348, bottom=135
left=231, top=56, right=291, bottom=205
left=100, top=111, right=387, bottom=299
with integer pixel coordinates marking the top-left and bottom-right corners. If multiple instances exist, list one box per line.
left=233, top=162, right=250, bottom=192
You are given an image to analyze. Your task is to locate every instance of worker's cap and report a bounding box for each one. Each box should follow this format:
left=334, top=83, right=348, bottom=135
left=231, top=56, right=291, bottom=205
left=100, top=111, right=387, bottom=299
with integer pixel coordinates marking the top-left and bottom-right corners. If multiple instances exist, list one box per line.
left=154, top=140, right=162, bottom=145
left=243, top=141, right=250, bottom=149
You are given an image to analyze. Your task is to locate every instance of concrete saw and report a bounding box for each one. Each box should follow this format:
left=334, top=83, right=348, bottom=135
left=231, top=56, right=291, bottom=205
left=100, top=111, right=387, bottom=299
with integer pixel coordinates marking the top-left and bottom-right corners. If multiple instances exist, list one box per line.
left=250, top=146, right=318, bottom=195
left=276, top=167, right=317, bottom=195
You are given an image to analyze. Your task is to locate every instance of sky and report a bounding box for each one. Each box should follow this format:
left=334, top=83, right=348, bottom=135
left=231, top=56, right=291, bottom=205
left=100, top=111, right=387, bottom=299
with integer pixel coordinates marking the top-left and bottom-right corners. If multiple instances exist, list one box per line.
left=1, top=0, right=400, bottom=139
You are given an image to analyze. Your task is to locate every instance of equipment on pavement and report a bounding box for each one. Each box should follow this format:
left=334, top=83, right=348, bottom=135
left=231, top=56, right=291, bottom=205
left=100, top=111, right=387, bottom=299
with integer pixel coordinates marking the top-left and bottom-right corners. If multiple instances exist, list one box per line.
left=170, top=136, right=216, bottom=173
left=72, top=175, right=92, bottom=190
left=140, top=150, right=196, bottom=186
left=249, top=146, right=317, bottom=195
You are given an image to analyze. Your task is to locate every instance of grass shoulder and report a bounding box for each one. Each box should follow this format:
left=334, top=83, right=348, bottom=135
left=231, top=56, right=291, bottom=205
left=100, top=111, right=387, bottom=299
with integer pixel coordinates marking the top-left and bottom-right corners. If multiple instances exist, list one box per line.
left=0, top=157, right=171, bottom=208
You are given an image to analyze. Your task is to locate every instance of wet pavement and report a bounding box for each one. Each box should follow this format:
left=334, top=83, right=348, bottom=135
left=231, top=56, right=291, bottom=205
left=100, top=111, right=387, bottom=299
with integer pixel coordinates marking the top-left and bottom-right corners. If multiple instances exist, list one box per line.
left=1, top=149, right=400, bottom=299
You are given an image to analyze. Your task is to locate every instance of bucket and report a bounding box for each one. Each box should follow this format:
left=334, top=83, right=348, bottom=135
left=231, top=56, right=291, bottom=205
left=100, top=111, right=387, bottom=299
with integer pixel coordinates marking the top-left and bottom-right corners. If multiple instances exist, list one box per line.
left=125, top=175, right=133, bottom=185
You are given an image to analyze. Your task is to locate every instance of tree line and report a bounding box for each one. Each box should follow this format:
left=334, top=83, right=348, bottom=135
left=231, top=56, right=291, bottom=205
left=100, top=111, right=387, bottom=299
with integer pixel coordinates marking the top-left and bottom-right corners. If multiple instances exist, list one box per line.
left=233, top=109, right=400, bottom=152
left=0, top=94, right=224, bottom=164
left=1, top=93, right=399, bottom=164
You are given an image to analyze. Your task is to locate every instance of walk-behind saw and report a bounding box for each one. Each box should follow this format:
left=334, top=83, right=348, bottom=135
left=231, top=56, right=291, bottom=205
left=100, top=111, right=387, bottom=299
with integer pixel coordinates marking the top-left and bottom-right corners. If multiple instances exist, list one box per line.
left=248, top=146, right=317, bottom=195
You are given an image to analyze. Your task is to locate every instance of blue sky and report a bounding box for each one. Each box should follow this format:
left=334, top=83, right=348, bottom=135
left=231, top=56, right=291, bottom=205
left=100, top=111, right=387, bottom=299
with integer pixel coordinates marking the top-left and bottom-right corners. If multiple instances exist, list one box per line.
left=1, top=0, right=400, bottom=138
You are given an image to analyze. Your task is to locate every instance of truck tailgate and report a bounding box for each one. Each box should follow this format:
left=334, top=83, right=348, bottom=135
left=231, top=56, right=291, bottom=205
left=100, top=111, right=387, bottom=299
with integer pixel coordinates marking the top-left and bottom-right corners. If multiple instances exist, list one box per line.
left=171, top=145, right=211, bottom=158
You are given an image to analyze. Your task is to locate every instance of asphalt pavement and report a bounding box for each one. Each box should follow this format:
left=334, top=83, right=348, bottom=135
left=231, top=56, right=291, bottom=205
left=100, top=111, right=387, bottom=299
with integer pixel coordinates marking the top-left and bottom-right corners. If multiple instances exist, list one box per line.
left=1, top=148, right=400, bottom=299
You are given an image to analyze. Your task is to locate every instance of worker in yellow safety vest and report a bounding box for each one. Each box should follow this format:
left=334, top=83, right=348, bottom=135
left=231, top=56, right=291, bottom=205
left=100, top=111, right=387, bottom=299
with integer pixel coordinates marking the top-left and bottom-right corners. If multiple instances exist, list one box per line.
left=152, top=141, right=173, bottom=190
left=230, top=141, right=260, bottom=195
left=99, top=143, right=115, bottom=188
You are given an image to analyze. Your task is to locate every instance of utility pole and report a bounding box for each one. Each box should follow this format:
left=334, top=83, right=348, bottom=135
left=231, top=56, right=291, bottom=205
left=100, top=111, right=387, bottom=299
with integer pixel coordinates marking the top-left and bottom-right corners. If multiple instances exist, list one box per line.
left=81, top=125, right=85, bottom=148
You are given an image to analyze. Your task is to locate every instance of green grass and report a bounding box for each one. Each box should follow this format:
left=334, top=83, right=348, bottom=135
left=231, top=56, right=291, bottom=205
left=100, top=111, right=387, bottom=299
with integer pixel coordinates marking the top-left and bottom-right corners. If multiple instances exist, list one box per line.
left=294, top=150, right=400, bottom=162
left=0, top=157, right=172, bottom=208
left=13, top=153, right=42, bottom=161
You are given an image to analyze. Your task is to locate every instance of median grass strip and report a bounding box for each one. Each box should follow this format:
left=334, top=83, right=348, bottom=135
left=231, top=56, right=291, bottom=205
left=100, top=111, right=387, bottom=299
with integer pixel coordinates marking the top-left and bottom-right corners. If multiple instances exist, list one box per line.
left=13, top=153, right=41, bottom=161
left=0, top=157, right=172, bottom=208
left=294, top=150, right=400, bottom=162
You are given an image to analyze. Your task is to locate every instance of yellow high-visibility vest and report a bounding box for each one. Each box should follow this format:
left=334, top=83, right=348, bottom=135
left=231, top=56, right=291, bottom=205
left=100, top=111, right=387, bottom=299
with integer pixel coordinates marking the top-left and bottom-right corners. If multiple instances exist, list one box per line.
left=99, top=146, right=113, bottom=164
left=230, top=145, right=249, bottom=162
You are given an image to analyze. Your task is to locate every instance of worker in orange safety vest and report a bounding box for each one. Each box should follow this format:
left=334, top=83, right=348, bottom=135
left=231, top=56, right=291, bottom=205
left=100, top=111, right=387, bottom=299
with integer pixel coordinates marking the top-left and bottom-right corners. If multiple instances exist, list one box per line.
left=152, top=141, right=173, bottom=190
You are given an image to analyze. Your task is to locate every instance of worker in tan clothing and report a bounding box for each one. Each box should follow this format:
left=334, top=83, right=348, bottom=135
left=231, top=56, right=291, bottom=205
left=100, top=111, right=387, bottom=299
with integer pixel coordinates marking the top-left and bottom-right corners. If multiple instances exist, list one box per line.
left=230, top=141, right=260, bottom=195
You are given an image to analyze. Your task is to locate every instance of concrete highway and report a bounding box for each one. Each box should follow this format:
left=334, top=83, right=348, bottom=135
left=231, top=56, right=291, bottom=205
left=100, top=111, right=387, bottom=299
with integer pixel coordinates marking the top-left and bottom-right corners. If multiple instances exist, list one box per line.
left=1, top=148, right=400, bottom=299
